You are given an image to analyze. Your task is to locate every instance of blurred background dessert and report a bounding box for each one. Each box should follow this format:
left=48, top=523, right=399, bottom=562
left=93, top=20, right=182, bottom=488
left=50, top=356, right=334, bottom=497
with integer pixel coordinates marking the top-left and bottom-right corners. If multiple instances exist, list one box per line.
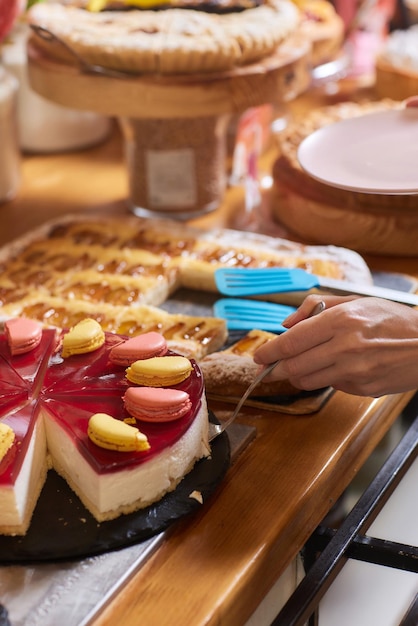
left=375, top=23, right=418, bottom=99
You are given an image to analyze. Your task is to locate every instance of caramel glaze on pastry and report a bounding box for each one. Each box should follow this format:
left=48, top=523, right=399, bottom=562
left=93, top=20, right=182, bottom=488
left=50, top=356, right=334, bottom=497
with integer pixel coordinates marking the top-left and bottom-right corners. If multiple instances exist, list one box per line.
left=0, top=214, right=373, bottom=330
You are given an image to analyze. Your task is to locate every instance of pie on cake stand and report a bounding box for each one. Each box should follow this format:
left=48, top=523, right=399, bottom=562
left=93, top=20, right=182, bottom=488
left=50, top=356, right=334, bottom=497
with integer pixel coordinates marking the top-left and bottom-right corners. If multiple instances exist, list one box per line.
left=27, top=29, right=311, bottom=219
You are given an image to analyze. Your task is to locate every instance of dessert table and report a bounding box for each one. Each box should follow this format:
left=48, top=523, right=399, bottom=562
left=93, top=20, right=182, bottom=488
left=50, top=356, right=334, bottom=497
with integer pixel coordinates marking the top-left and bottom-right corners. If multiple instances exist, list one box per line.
left=1, top=79, right=418, bottom=626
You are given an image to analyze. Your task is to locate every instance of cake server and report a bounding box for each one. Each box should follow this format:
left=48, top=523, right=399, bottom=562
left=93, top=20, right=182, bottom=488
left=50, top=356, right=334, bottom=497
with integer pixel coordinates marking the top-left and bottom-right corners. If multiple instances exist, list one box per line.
left=214, top=267, right=418, bottom=307
left=208, top=301, right=325, bottom=441
left=213, top=298, right=297, bottom=332
left=30, top=25, right=132, bottom=79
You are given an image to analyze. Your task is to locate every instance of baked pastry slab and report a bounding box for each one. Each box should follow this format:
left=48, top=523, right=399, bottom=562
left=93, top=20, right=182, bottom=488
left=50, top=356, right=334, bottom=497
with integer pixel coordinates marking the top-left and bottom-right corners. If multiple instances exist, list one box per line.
left=0, top=240, right=180, bottom=307
left=200, top=328, right=299, bottom=398
left=0, top=213, right=373, bottom=313
left=0, top=213, right=372, bottom=410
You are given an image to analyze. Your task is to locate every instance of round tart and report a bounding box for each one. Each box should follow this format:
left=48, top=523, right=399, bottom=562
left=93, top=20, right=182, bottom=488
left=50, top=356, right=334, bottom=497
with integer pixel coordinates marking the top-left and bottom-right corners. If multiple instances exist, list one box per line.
left=27, top=0, right=300, bottom=74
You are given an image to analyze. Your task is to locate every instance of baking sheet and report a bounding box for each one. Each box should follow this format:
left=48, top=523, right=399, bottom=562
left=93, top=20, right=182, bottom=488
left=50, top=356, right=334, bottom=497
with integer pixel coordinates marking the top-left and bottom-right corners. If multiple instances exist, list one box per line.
left=0, top=259, right=415, bottom=624
left=0, top=537, right=164, bottom=626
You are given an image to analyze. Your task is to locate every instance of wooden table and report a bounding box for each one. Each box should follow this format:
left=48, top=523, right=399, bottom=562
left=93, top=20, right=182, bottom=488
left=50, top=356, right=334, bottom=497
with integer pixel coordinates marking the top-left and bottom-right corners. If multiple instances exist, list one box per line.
left=1, top=81, right=417, bottom=626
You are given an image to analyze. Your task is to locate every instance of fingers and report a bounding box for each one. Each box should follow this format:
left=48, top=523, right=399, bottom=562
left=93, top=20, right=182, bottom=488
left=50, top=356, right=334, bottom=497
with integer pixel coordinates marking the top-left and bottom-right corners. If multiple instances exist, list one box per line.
left=254, top=304, right=333, bottom=367
left=257, top=299, right=418, bottom=395
left=255, top=294, right=356, bottom=365
left=282, top=294, right=359, bottom=328
left=264, top=352, right=334, bottom=389
left=253, top=296, right=370, bottom=390
left=281, top=295, right=325, bottom=327
left=254, top=296, right=418, bottom=397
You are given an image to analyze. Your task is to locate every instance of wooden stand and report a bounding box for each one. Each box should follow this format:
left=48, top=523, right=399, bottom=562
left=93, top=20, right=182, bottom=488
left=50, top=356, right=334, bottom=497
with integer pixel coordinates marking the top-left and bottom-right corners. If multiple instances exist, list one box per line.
left=27, top=34, right=311, bottom=118
left=27, top=35, right=311, bottom=218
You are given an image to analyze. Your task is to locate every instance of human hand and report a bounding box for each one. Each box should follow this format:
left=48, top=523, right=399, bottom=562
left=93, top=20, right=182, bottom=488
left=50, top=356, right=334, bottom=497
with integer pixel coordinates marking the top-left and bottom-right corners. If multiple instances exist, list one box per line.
left=253, top=295, right=418, bottom=397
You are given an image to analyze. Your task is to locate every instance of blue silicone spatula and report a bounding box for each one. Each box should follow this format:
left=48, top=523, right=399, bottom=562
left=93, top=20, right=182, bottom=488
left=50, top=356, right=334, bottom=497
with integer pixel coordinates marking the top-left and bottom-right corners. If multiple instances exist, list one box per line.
left=213, top=298, right=296, bottom=332
left=214, top=267, right=418, bottom=306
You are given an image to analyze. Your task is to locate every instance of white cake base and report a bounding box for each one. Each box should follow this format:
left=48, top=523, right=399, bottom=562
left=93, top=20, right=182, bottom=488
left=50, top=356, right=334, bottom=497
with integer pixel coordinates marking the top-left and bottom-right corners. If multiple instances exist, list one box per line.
left=43, top=397, right=210, bottom=522
left=0, top=418, right=48, bottom=536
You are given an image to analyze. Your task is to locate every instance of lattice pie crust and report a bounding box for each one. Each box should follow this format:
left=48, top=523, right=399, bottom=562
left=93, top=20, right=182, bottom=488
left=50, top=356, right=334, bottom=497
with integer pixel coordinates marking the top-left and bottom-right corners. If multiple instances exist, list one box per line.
left=28, top=0, right=300, bottom=74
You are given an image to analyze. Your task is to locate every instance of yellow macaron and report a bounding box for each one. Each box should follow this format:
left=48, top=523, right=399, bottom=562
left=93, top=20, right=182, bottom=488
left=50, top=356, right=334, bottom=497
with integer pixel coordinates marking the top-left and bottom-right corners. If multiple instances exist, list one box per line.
left=125, top=355, right=192, bottom=387
left=0, top=423, right=15, bottom=462
left=61, top=318, right=105, bottom=358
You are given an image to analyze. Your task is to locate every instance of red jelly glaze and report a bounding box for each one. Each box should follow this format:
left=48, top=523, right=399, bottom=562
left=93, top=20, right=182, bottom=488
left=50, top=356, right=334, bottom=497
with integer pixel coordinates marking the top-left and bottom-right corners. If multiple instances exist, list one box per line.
left=0, top=329, right=58, bottom=486
left=0, top=330, right=58, bottom=398
left=0, top=328, right=204, bottom=482
left=0, top=402, right=41, bottom=486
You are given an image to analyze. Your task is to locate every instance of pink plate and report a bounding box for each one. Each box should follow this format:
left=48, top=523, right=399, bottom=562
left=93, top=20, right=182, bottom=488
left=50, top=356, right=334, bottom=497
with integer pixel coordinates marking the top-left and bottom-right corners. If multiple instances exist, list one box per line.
left=297, top=108, right=418, bottom=195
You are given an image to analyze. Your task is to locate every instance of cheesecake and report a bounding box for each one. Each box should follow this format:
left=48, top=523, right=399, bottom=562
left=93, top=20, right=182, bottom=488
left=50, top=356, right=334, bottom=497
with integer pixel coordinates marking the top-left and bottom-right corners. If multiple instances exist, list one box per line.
left=0, top=320, right=209, bottom=535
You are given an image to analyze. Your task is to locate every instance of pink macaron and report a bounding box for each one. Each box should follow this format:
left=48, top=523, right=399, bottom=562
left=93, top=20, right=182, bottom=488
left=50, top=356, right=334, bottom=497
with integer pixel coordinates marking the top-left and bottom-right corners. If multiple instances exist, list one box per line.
left=109, top=332, right=168, bottom=366
left=5, top=318, right=43, bottom=356
left=123, top=387, right=192, bottom=422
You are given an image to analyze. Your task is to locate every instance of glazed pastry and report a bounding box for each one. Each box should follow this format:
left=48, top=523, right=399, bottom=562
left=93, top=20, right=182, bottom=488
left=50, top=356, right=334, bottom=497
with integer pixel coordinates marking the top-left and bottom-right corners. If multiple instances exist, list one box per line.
left=200, top=328, right=300, bottom=397
left=0, top=214, right=372, bottom=336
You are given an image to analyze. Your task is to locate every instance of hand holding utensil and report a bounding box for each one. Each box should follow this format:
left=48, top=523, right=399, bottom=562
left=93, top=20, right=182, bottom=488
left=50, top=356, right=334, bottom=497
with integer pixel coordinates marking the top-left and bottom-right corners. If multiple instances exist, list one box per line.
left=208, top=301, right=325, bottom=441
left=213, top=298, right=297, bottom=332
